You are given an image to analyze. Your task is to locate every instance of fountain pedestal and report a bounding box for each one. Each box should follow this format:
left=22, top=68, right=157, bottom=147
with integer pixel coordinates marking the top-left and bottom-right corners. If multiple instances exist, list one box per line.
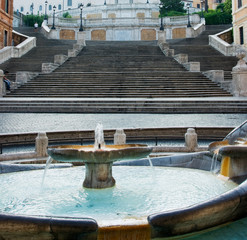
left=83, top=162, right=115, bottom=189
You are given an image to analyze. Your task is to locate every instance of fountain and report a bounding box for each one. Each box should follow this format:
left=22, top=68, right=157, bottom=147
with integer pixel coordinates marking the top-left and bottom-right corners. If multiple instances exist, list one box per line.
left=1, top=122, right=247, bottom=239
left=47, top=123, right=153, bottom=189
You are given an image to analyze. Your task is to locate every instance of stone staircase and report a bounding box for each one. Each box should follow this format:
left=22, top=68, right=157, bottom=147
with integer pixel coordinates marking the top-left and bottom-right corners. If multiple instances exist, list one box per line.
left=4, top=40, right=231, bottom=98
left=1, top=26, right=246, bottom=114
left=0, top=27, right=75, bottom=81
left=168, top=25, right=238, bottom=82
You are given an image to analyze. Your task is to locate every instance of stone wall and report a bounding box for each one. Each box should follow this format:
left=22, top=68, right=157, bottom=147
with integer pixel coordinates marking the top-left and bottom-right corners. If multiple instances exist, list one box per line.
left=218, top=30, right=233, bottom=44
left=172, top=28, right=186, bottom=39
left=91, top=29, right=106, bottom=40
left=60, top=29, right=76, bottom=40
left=141, top=29, right=156, bottom=40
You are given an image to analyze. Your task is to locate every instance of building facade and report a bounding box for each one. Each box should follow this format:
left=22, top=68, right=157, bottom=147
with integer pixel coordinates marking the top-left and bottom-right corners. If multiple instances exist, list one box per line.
left=192, top=0, right=226, bottom=10
left=0, top=0, right=14, bottom=49
left=232, top=0, right=247, bottom=48
left=14, top=0, right=159, bottom=16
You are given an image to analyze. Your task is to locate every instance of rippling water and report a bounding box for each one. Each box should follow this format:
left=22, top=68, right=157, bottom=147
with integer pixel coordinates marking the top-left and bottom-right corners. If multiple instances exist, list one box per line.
left=0, top=166, right=237, bottom=226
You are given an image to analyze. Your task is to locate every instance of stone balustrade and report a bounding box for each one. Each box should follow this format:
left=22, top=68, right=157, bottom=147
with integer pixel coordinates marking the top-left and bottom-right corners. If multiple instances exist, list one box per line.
left=209, top=27, right=236, bottom=56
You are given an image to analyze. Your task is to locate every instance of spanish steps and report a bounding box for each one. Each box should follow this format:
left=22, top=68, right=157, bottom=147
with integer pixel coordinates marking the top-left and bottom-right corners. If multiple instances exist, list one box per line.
left=0, top=26, right=246, bottom=113
left=168, top=24, right=238, bottom=82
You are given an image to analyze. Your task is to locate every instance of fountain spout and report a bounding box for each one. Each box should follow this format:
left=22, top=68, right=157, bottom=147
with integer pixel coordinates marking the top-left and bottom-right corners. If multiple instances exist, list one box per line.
left=47, top=124, right=153, bottom=189
left=94, top=123, right=105, bottom=150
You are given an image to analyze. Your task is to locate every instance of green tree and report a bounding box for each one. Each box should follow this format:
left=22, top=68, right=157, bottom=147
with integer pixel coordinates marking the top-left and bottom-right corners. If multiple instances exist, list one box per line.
left=23, top=14, right=44, bottom=27
left=224, top=0, right=232, bottom=14
left=159, top=0, right=185, bottom=16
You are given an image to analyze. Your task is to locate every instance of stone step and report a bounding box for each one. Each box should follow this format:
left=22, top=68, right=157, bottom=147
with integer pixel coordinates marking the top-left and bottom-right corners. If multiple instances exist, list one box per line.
left=0, top=98, right=245, bottom=113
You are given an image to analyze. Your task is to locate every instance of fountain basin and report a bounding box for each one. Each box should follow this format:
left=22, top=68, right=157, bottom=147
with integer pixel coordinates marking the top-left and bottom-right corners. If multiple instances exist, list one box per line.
left=48, top=143, right=153, bottom=189
left=48, top=144, right=153, bottom=163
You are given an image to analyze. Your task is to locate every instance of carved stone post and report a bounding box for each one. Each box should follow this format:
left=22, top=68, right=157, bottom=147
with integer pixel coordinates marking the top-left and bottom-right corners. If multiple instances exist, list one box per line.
left=35, top=132, right=48, bottom=157
left=77, top=31, right=86, bottom=46
left=232, top=51, right=247, bottom=97
left=185, top=128, right=198, bottom=152
left=158, top=30, right=166, bottom=45
left=114, top=129, right=126, bottom=145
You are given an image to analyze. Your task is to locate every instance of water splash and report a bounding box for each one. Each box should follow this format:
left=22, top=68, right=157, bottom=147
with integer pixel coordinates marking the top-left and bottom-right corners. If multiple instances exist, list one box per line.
left=41, top=156, right=53, bottom=188
left=94, top=123, right=105, bottom=150
left=210, top=153, right=219, bottom=174
left=147, top=156, right=153, bottom=167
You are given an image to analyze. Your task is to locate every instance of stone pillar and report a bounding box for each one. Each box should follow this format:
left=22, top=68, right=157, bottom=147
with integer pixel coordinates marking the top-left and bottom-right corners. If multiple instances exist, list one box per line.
left=35, top=132, right=48, bottom=157
left=83, top=163, right=115, bottom=189
left=232, top=51, right=247, bottom=97
left=185, top=128, right=198, bottom=152
left=0, top=70, right=5, bottom=97
left=77, top=31, right=86, bottom=46
left=114, top=129, right=126, bottom=145
left=158, top=30, right=166, bottom=45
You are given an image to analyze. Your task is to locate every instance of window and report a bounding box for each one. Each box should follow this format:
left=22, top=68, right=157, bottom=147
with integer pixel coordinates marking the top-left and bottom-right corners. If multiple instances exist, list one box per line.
left=58, top=4, right=62, bottom=10
left=5, top=0, right=9, bottom=13
left=39, top=5, right=42, bottom=11
left=238, top=0, right=242, bottom=8
left=197, top=4, right=200, bottom=8
left=67, top=0, right=72, bottom=6
left=21, top=6, right=24, bottom=12
left=4, top=31, right=8, bottom=47
left=240, top=27, right=244, bottom=45
left=49, top=5, right=52, bottom=10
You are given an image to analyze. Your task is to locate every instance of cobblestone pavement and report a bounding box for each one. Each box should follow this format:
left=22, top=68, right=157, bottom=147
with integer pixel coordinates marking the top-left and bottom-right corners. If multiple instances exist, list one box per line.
left=0, top=113, right=247, bottom=134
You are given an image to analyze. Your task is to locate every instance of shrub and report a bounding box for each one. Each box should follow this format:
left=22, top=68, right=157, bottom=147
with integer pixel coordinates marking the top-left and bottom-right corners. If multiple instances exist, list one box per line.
left=23, top=14, right=44, bottom=27
left=63, top=12, right=72, bottom=18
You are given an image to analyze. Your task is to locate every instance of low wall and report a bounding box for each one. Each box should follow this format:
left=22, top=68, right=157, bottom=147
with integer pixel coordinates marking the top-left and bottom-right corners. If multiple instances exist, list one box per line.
left=0, top=31, right=36, bottom=64
left=209, top=27, right=236, bottom=56
left=44, top=14, right=201, bottom=41
left=0, top=127, right=233, bottom=146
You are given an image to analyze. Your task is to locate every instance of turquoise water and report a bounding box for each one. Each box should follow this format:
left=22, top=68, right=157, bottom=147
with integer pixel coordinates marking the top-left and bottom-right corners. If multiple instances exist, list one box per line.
left=0, top=166, right=236, bottom=226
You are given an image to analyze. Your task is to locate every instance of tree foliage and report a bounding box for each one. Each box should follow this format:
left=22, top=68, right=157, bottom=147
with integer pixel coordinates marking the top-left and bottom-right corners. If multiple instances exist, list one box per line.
left=224, top=0, right=232, bottom=14
left=159, top=0, right=185, bottom=16
left=63, top=12, right=72, bottom=18
left=23, top=14, right=44, bottom=27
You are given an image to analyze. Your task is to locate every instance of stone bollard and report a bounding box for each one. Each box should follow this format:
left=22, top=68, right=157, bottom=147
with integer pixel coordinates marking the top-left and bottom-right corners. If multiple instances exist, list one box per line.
left=158, top=30, right=166, bottom=45
left=77, top=31, right=86, bottom=46
left=0, top=69, right=5, bottom=97
left=35, top=132, right=48, bottom=157
left=232, top=51, right=247, bottom=97
left=114, top=129, right=126, bottom=145
left=185, top=128, right=198, bottom=152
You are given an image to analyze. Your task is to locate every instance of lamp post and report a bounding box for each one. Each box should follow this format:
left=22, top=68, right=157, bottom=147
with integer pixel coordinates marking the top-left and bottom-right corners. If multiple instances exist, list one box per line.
left=159, top=2, right=164, bottom=31
left=44, top=1, right=48, bottom=21
left=200, top=0, right=204, bottom=20
left=187, top=3, right=191, bottom=28
left=104, top=0, right=106, bottom=5
left=51, top=5, right=56, bottom=29
left=79, top=3, right=84, bottom=31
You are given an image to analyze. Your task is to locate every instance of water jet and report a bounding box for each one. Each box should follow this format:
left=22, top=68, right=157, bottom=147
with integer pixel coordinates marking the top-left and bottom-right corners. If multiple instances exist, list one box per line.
left=1, top=122, right=247, bottom=239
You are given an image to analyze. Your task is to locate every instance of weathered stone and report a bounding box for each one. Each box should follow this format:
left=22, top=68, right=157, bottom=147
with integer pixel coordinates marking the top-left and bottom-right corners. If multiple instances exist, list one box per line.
left=185, top=128, right=198, bottom=152
left=114, top=129, right=126, bottom=145
left=35, top=132, right=48, bottom=157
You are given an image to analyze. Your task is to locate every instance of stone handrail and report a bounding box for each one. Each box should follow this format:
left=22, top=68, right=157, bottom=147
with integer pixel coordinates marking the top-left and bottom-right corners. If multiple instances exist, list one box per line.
left=12, top=36, right=36, bottom=58
left=186, top=21, right=205, bottom=38
left=0, top=47, right=13, bottom=64
left=50, top=15, right=201, bottom=28
left=209, top=27, right=235, bottom=56
left=0, top=31, right=36, bottom=64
